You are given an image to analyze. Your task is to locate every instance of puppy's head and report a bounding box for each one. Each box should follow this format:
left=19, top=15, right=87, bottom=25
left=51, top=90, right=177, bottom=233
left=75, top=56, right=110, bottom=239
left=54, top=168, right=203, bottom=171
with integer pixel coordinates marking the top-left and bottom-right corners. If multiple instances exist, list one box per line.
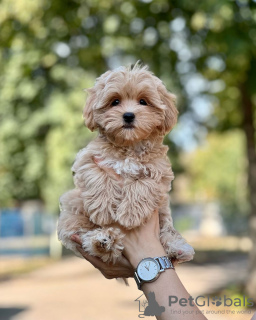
left=83, top=62, right=178, bottom=146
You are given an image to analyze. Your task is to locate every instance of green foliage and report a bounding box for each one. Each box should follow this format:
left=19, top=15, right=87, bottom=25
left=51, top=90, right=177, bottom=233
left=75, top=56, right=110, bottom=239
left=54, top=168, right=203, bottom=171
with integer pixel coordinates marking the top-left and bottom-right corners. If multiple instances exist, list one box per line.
left=181, top=130, right=249, bottom=233
left=183, top=131, right=247, bottom=205
left=0, top=0, right=97, bottom=209
left=0, top=0, right=255, bottom=212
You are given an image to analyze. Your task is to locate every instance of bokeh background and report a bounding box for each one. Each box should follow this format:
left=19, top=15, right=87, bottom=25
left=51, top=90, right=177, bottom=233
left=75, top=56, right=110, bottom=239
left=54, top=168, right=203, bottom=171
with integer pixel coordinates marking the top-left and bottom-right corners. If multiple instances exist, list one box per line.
left=0, top=0, right=256, bottom=319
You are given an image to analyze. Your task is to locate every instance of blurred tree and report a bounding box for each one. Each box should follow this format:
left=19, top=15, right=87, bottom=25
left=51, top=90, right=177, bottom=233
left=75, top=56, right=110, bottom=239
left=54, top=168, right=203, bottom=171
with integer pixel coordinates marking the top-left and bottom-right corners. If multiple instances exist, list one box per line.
left=183, top=131, right=247, bottom=203
left=181, top=131, right=248, bottom=233
left=0, top=0, right=97, bottom=210
left=176, top=0, right=256, bottom=302
left=0, top=0, right=256, bottom=299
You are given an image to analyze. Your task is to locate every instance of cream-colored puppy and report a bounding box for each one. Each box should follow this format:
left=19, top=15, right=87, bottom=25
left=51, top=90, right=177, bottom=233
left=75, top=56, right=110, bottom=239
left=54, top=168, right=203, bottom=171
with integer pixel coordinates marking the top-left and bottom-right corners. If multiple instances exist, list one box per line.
left=58, top=63, right=194, bottom=265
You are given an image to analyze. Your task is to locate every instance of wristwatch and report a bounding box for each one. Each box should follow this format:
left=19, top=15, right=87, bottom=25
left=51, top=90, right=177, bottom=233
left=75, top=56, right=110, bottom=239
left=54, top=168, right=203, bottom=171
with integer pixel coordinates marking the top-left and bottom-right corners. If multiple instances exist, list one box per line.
left=134, top=256, right=174, bottom=290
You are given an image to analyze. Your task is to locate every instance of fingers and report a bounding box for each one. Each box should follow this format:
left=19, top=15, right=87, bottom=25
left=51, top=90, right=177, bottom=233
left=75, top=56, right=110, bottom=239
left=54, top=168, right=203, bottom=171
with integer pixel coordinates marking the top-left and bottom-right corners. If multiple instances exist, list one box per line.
left=152, top=209, right=159, bottom=222
left=70, top=234, right=82, bottom=245
left=92, top=156, right=123, bottom=182
left=142, top=209, right=160, bottom=236
left=119, top=255, right=134, bottom=269
left=92, top=156, right=103, bottom=165
left=76, top=246, right=106, bottom=269
left=70, top=235, right=107, bottom=269
left=104, top=168, right=122, bottom=181
left=151, top=209, right=160, bottom=235
left=75, top=246, right=134, bottom=279
left=71, top=236, right=130, bottom=269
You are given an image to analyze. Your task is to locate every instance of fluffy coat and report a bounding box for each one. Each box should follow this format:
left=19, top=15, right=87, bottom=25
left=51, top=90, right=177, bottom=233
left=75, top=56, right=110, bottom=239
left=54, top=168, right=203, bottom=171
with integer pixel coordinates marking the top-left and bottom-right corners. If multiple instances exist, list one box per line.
left=57, top=63, right=194, bottom=266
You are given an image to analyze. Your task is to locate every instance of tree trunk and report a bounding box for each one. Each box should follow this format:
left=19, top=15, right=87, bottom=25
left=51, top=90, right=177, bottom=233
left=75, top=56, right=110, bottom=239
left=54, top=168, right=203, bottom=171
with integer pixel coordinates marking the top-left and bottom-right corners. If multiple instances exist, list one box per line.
left=241, top=83, right=256, bottom=302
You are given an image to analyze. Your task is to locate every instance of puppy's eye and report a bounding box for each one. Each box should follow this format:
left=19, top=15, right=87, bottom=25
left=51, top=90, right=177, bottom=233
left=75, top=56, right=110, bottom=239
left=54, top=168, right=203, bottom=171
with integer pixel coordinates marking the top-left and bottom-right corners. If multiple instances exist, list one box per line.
left=111, top=99, right=120, bottom=106
left=139, top=99, right=147, bottom=105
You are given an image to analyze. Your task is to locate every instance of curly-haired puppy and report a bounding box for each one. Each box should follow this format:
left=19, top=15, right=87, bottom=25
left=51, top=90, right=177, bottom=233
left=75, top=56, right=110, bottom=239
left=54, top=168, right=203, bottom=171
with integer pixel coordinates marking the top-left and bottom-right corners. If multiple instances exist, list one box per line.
left=57, top=63, right=194, bottom=266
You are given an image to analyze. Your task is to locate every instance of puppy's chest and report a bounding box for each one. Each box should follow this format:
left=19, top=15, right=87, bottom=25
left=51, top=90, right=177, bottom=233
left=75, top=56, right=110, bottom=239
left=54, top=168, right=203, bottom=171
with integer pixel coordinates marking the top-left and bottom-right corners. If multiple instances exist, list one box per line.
left=98, top=157, right=149, bottom=177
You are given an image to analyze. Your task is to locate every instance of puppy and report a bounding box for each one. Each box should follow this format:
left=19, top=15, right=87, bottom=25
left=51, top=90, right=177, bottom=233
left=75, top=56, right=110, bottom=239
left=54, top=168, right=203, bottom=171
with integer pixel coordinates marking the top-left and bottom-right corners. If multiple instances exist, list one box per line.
left=57, top=62, right=194, bottom=265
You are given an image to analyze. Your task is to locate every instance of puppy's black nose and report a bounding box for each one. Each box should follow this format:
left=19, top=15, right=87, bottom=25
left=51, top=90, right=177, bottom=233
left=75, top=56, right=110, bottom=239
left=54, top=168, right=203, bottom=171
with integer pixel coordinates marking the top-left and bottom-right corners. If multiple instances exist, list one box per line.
left=123, top=112, right=135, bottom=123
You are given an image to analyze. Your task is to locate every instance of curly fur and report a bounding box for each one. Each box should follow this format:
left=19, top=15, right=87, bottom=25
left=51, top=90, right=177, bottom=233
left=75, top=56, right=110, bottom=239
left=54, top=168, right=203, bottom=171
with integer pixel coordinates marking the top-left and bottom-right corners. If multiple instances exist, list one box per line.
left=57, top=62, right=194, bottom=270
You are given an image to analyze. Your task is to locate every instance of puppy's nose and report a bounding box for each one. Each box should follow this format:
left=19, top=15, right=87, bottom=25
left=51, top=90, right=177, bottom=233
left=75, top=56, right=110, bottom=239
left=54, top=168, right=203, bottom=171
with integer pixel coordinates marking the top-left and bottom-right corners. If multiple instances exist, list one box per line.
left=123, top=112, right=135, bottom=123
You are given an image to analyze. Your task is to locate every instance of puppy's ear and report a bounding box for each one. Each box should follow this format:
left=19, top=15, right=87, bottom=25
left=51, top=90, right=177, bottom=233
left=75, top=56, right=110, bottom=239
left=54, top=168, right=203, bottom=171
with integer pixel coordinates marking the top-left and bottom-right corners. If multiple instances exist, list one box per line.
left=157, top=84, right=178, bottom=133
left=83, top=87, right=97, bottom=131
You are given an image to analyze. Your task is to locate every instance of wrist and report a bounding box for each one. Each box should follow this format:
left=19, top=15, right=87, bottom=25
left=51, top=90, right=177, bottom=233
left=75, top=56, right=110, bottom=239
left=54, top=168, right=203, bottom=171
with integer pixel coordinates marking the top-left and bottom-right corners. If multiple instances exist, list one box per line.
left=129, top=242, right=166, bottom=268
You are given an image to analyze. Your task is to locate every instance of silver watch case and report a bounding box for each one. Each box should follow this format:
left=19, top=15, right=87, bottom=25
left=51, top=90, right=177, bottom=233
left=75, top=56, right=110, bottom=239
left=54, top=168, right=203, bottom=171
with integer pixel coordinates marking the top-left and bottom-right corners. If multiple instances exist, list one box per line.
left=134, top=256, right=173, bottom=290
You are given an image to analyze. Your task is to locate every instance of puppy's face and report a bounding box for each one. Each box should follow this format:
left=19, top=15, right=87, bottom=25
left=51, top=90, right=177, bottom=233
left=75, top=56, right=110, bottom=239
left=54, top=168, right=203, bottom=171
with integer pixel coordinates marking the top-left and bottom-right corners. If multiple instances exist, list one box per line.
left=83, top=65, right=178, bottom=146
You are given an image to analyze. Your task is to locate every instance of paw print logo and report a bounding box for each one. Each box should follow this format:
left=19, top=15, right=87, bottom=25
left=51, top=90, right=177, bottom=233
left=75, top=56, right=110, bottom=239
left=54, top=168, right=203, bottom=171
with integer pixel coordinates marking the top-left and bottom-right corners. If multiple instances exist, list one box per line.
left=212, top=296, right=222, bottom=307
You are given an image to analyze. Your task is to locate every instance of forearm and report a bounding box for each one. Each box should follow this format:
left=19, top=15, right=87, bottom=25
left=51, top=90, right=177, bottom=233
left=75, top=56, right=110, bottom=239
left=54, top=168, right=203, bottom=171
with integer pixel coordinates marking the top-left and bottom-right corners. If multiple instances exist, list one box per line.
left=142, top=268, right=206, bottom=320
left=127, top=242, right=206, bottom=320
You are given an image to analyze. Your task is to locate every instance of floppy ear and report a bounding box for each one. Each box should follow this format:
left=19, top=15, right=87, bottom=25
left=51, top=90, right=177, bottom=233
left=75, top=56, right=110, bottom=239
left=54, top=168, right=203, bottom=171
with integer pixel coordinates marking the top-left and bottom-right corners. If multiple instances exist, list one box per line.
left=83, top=87, right=97, bottom=131
left=157, top=84, right=178, bottom=134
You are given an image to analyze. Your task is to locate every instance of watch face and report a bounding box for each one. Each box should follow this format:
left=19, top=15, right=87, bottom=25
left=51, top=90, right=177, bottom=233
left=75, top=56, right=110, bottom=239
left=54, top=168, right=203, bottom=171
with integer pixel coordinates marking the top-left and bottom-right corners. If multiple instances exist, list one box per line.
left=137, top=258, right=160, bottom=281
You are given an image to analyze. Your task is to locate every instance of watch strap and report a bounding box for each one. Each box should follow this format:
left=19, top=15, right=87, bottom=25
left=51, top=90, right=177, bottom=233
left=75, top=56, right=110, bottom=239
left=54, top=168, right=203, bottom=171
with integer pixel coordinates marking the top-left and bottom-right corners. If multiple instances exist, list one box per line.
left=154, top=256, right=173, bottom=272
left=134, top=270, right=142, bottom=290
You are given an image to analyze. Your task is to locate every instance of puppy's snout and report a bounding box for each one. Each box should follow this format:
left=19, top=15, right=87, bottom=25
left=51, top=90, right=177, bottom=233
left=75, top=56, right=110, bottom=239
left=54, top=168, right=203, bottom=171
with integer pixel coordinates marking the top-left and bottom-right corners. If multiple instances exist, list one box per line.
left=123, top=112, right=135, bottom=124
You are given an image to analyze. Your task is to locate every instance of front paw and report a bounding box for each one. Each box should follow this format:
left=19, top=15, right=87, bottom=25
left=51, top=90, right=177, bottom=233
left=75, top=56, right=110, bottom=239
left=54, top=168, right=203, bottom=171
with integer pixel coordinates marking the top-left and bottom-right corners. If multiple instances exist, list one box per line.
left=116, top=180, right=162, bottom=229
left=82, top=178, right=121, bottom=226
left=82, top=191, right=114, bottom=226
left=168, top=241, right=195, bottom=263
left=116, top=199, right=145, bottom=229
left=81, top=227, right=124, bottom=263
left=88, top=206, right=113, bottom=226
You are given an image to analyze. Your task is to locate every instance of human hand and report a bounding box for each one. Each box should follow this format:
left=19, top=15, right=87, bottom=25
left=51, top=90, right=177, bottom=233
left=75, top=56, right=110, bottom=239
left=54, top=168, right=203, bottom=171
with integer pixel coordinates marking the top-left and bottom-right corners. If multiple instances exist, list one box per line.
left=70, top=210, right=168, bottom=278
left=70, top=234, right=134, bottom=279
left=122, top=209, right=166, bottom=268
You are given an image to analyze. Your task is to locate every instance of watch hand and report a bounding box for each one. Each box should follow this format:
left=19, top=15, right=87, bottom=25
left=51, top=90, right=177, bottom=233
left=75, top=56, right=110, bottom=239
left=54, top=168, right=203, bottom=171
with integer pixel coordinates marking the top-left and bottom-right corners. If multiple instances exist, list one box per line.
left=145, top=262, right=150, bottom=271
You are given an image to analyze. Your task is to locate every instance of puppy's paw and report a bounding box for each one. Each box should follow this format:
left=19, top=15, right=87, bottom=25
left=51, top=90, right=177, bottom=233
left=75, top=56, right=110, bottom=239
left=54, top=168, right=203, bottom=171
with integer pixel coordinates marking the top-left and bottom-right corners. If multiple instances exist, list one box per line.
left=173, top=243, right=194, bottom=263
left=168, top=242, right=195, bottom=263
left=88, top=207, right=113, bottom=226
left=82, top=177, right=121, bottom=226
left=160, top=228, right=194, bottom=264
left=81, top=227, right=124, bottom=263
left=116, top=179, right=162, bottom=229
left=117, top=202, right=143, bottom=229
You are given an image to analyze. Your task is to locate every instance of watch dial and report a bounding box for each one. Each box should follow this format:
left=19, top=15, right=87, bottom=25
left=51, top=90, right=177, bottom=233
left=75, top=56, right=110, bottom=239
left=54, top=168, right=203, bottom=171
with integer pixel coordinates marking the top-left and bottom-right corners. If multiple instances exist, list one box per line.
left=137, top=258, right=159, bottom=281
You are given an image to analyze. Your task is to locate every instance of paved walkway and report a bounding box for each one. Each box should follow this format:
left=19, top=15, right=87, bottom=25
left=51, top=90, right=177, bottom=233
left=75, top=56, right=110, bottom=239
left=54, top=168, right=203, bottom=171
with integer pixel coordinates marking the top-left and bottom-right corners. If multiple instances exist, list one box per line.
left=0, top=256, right=255, bottom=320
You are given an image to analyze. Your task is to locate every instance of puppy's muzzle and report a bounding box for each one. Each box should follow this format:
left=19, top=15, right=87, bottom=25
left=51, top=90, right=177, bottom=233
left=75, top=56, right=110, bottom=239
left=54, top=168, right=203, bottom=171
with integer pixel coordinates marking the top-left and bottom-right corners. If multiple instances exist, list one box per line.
left=123, top=112, right=135, bottom=124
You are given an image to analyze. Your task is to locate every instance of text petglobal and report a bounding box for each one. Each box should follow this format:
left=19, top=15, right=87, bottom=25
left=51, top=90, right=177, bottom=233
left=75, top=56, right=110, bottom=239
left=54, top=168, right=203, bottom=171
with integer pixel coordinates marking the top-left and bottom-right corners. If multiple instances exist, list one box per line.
left=169, top=295, right=254, bottom=308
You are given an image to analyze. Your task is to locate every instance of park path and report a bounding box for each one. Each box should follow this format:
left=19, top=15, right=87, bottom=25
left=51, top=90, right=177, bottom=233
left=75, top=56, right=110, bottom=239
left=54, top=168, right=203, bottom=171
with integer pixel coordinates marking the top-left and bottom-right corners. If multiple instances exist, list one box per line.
left=0, top=256, right=254, bottom=320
